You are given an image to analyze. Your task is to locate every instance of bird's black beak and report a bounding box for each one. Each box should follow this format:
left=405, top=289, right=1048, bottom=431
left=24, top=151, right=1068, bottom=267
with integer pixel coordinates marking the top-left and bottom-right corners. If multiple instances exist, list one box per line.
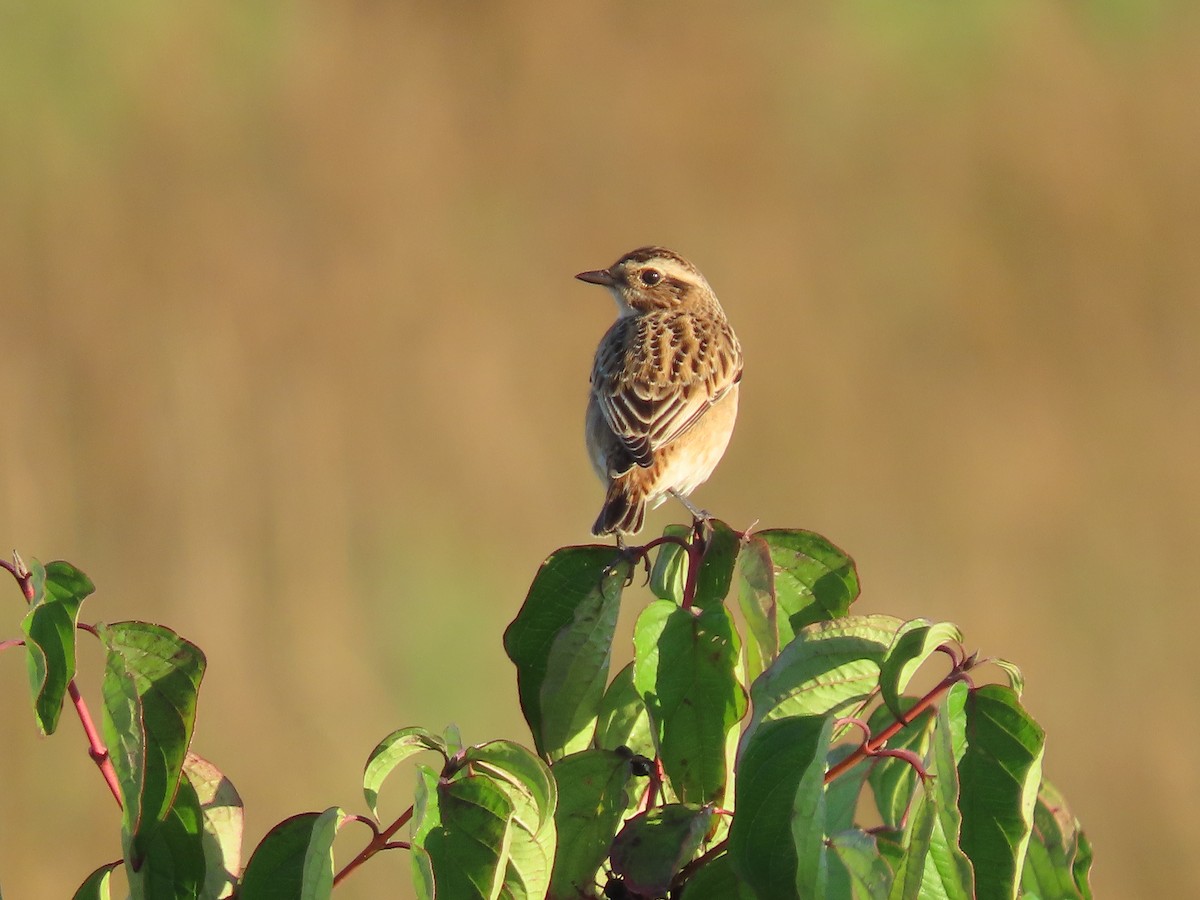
left=575, top=267, right=616, bottom=287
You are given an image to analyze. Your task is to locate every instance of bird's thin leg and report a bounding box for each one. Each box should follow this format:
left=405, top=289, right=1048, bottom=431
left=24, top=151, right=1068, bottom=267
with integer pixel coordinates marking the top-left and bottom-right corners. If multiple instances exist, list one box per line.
left=668, top=489, right=710, bottom=525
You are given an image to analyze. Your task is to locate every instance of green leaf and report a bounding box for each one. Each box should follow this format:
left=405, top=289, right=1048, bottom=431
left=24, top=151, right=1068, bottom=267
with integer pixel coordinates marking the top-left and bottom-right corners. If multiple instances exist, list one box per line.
left=548, top=749, right=638, bottom=897
left=677, top=853, right=756, bottom=899
left=633, top=600, right=746, bottom=804
left=414, top=773, right=516, bottom=900
left=302, top=808, right=347, bottom=900
left=754, top=528, right=859, bottom=637
left=828, top=829, right=894, bottom=899
left=918, top=681, right=974, bottom=899
left=879, top=619, right=963, bottom=720
left=184, top=752, right=244, bottom=900
left=866, top=700, right=934, bottom=829
left=610, top=804, right=712, bottom=897
left=236, top=816, right=324, bottom=897
left=363, top=726, right=448, bottom=818
left=740, top=614, right=904, bottom=756
left=463, top=741, right=558, bottom=900
left=21, top=559, right=94, bottom=735
left=736, top=534, right=778, bottom=684
left=650, top=524, right=692, bottom=603
left=410, top=845, right=436, bottom=900
left=72, top=862, right=121, bottom=900
left=594, top=662, right=655, bottom=760
left=988, top=657, right=1025, bottom=698
left=824, top=744, right=871, bottom=835
left=728, top=715, right=835, bottom=900
left=410, top=766, right=442, bottom=896
left=503, top=546, right=630, bottom=760
left=126, top=771, right=207, bottom=900
left=888, top=784, right=936, bottom=900
left=238, top=810, right=346, bottom=900
left=692, top=520, right=740, bottom=610
left=959, top=685, right=1045, bottom=900
left=99, top=621, right=206, bottom=871
left=1020, top=780, right=1093, bottom=900
left=443, top=722, right=465, bottom=756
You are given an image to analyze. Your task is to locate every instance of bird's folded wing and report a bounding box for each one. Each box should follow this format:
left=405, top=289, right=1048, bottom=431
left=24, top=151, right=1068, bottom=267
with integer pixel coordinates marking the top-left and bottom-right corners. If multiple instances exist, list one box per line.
left=594, top=316, right=741, bottom=468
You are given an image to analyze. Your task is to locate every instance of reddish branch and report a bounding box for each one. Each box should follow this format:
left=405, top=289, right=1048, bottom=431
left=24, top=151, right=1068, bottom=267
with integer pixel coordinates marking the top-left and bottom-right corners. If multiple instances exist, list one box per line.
left=333, top=806, right=414, bottom=887
left=3, top=554, right=124, bottom=810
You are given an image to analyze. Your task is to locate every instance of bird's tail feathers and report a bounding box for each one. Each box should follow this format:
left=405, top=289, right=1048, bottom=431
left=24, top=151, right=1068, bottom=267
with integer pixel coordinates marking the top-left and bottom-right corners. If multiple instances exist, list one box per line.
left=592, top=481, right=646, bottom=537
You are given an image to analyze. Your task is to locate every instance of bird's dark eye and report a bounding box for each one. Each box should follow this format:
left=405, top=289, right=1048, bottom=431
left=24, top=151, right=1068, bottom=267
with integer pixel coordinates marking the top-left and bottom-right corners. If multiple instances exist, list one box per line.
left=640, top=268, right=662, bottom=286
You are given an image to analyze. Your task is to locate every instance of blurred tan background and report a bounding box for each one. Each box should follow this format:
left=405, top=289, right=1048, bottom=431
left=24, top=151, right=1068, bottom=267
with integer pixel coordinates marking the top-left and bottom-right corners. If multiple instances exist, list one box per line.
left=1, top=1, right=1197, bottom=896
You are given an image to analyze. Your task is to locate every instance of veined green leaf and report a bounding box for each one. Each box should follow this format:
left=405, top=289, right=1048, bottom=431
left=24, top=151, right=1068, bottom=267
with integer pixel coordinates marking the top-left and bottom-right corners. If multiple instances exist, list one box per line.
left=548, top=749, right=638, bottom=897
left=415, top=773, right=516, bottom=900
left=879, top=619, right=963, bottom=720
left=503, top=546, right=630, bottom=760
left=960, top=685, right=1044, bottom=900
left=363, top=726, right=448, bottom=818
left=238, top=810, right=346, bottom=900
left=828, top=829, right=894, bottom=899
left=72, top=861, right=121, bottom=900
left=754, top=528, right=859, bottom=637
left=99, top=621, right=205, bottom=872
left=463, top=741, right=558, bottom=899
left=740, top=614, right=904, bottom=758
left=21, top=559, right=94, bottom=735
left=184, top=753, right=243, bottom=900
left=1020, top=779, right=1093, bottom=900
left=736, top=534, right=778, bottom=684
left=728, top=715, right=835, bottom=900
left=633, top=600, right=746, bottom=805
left=692, top=520, right=740, bottom=610
left=595, top=662, right=655, bottom=761
left=126, top=769, right=206, bottom=900
left=650, top=524, right=692, bottom=603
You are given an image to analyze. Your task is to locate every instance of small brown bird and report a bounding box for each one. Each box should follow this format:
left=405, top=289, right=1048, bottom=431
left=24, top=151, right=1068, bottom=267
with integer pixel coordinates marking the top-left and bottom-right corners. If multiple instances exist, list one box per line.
left=577, top=247, right=743, bottom=537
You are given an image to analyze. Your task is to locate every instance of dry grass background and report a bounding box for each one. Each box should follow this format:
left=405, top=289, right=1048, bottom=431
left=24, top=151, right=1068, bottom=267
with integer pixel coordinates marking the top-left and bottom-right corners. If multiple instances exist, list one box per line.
left=1, top=1, right=1197, bottom=896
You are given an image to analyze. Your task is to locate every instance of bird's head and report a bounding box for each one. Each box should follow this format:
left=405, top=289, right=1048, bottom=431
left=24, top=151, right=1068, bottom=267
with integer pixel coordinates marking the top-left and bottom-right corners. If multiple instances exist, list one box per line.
left=576, top=246, right=713, bottom=315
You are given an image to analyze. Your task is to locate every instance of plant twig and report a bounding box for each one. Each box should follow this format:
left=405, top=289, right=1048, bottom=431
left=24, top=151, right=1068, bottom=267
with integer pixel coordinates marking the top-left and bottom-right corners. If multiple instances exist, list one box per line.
left=823, top=667, right=968, bottom=785
left=4, top=554, right=124, bottom=810
left=69, top=680, right=124, bottom=809
left=333, top=805, right=414, bottom=887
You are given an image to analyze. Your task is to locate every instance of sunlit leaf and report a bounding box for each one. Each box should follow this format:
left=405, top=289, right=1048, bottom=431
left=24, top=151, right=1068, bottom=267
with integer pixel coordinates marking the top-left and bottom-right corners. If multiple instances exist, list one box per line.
left=99, top=621, right=205, bottom=871
left=548, top=749, right=638, bottom=897
left=650, top=524, right=692, bottom=604
left=363, top=726, right=448, bottom=818
left=740, top=614, right=903, bottom=759
left=414, top=772, right=516, bottom=900
left=729, top=715, right=834, bottom=899
left=594, top=662, right=655, bottom=760
left=72, top=861, right=121, bottom=900
left=692, top=520, right=740, bottom=610
left=633, top=600, right=745, bottom=804
left=21, top=559, right=94, bottom=735
left=879, top=619, right=962, bottom=720
left=463, top=741, right=558, bottom=899
left=828, top=829, right=894, bottom=899
left=503, top=546, right=630, bottom=760
left=960, top=685, right=1044, bottom=900
left=753, top=528, right=859, bottom=637
left=184, top=753, right=243, bottom=900
left=1020, top=779, right=1093, bottom=900
left=736, top=534, right=777, bottom=684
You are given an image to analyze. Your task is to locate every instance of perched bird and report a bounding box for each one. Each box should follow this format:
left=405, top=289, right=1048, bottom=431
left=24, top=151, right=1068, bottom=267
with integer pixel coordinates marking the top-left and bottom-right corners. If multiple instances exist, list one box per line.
left=577, top=247, right=743, bottom=537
